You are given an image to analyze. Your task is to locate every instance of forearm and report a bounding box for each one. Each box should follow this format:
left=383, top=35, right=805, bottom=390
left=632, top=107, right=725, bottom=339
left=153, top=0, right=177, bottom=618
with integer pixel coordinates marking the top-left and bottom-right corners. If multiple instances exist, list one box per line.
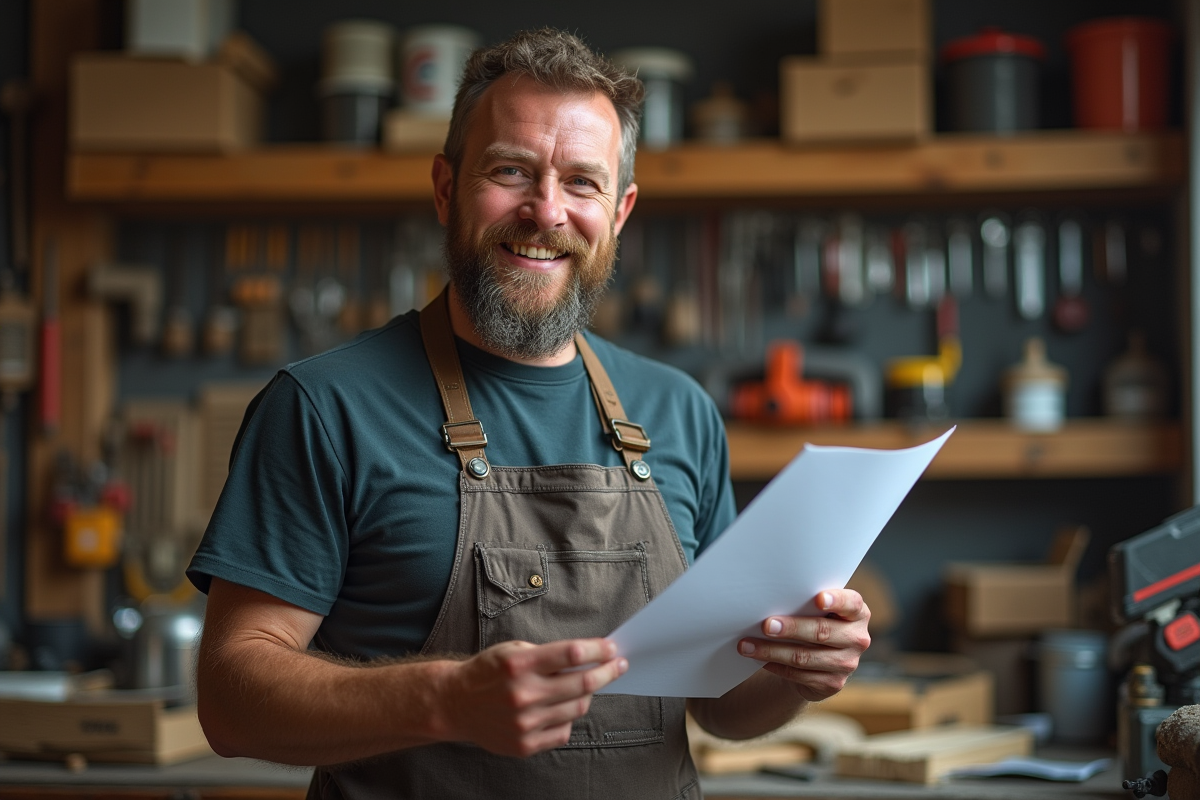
left=198, top=634, right=456, bottom=766
left=687, top=670, right=808, bottom=741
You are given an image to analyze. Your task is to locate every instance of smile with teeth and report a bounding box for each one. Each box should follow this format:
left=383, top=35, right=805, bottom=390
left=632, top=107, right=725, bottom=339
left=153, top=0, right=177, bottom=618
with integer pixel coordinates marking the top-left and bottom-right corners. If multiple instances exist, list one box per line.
left=504, top=242, right=567, bottom=261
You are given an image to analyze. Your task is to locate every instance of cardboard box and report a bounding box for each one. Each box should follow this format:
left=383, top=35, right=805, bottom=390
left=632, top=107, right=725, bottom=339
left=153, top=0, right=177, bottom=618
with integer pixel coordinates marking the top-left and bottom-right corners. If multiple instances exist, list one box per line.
left=779, top=56, right=929, bottom=143
left=819, top=0, right=931, bottom=59
left=818, top=653, right=993, bottom=735
left=383, top=109, right=450, bottom=152
left=71, top=54, right=263, bottom=152
left=944, top=526, right=1089, bottom=638
left=126, top=0, right=235, bottom=61
left=0, top=694, right=212, bottom=764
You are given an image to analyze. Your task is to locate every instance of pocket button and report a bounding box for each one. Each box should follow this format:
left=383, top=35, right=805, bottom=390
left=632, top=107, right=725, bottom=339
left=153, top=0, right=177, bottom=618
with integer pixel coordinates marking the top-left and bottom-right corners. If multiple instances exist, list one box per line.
left=529, top=574, right=544, bottom=588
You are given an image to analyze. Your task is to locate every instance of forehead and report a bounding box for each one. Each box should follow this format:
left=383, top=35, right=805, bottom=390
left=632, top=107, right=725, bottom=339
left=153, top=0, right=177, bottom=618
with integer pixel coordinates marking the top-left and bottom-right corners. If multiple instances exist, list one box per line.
left=464, top=75, right=622, bottom=169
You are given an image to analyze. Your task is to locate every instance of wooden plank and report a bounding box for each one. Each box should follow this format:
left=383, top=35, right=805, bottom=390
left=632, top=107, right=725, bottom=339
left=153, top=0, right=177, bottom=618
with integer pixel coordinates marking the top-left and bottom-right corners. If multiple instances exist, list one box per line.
left=69, top=146, right=437, bottom=202
left=636, top=132, right=1185, bottom=198
left=835, top=725, right=1033, bottom=784
left=67, top=132, right=1186, bottom=203
left=726, top=419, right=1184, bottom=480
left=26, top=0, right=114, bottom=625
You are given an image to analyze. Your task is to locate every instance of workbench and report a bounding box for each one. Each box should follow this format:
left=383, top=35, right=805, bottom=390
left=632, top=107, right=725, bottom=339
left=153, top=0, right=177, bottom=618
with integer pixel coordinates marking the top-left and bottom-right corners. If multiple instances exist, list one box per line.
left=0, top=749, right=1129, bottom=800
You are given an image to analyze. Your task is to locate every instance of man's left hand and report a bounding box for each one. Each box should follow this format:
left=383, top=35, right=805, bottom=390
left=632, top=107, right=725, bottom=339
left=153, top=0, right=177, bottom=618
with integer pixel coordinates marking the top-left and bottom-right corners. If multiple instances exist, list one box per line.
left=737, top=589, right=871, bottom=702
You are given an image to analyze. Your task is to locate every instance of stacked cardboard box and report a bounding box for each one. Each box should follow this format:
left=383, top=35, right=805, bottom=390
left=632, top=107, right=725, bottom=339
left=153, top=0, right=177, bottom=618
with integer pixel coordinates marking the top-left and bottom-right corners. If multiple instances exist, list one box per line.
left=780, top=0, right=931, bottom=143
left=943, top=526, right=1090, bottom=714
left=71, top=33, right=276, bottom=153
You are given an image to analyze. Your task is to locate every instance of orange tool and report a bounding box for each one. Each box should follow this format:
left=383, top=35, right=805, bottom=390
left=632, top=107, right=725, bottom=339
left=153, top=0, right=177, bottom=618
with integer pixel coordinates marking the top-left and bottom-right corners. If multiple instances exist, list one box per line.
left=731, top=341, right=853, bottom=425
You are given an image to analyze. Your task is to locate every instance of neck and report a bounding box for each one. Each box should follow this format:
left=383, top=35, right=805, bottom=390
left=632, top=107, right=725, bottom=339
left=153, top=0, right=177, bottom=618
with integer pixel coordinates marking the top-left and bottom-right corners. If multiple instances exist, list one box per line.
left=445, top=283, right=580, bottom=367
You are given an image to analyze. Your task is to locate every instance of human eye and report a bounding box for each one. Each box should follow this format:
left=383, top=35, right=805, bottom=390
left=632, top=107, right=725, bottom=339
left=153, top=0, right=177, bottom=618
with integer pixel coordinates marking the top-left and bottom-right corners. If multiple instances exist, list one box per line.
left=567, top=176, right=599, bottom=193
left=492, top=165, right=527, bottom=184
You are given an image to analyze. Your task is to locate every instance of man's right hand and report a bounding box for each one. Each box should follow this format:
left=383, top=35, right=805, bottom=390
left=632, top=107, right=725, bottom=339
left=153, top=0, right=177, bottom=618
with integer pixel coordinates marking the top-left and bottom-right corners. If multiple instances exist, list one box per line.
left=197, top=578, right=628, bottom=765
left=433, top=639, right=628, bottom=758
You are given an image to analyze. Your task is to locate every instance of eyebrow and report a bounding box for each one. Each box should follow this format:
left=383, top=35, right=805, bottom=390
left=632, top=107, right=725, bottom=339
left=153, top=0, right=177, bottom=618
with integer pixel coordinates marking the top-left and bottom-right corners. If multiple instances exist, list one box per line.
left=480, top=144, right=611, bottom=190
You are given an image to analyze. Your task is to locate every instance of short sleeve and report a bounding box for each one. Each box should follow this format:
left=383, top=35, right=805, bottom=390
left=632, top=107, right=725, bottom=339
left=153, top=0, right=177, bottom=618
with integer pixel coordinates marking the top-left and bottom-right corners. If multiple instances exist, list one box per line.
left=186, top=372, right=350, bottom=615
left=693, top=401, right=737, bottom=558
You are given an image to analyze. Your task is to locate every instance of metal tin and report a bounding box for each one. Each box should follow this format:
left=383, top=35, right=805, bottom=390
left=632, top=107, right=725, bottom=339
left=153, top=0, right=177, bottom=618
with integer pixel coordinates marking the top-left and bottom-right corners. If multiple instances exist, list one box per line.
left=941, top=28, right=1045, bottom=134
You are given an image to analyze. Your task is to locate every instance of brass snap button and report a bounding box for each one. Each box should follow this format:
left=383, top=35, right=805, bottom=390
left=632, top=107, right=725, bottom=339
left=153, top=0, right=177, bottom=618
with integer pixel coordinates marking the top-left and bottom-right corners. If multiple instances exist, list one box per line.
left=528, top=574, right=544, bottom=588
left=631, top=460, right=651, bottom=481
left=467, top=458, right=490, bottom=478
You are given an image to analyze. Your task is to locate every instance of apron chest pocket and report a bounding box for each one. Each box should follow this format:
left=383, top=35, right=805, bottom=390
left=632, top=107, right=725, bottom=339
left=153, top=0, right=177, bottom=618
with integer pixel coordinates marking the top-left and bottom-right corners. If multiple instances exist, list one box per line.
left=475, top=543, right=550, bottom=618
left=474, top=541, right=665, bottom=748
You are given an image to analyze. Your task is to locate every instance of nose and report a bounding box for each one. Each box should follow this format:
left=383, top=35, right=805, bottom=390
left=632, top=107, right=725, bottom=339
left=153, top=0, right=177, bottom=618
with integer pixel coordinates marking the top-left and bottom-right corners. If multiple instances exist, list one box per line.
left=518, top=177, right=568, bottom=230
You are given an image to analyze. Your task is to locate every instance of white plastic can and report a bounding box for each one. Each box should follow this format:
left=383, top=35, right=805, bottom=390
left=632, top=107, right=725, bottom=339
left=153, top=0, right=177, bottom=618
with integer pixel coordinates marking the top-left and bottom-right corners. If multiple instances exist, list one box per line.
left=399, top=25, right=481, bottom=117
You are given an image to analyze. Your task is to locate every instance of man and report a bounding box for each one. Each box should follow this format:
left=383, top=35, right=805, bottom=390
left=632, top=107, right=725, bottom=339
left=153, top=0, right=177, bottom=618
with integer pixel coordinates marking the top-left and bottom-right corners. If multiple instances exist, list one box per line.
left=189, top=27, right=870, bottom=799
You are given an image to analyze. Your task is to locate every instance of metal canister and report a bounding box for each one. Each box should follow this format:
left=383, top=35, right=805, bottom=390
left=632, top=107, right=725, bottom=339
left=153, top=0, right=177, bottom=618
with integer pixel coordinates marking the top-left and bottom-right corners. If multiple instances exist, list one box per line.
left=610, top=48, right=693, bottom=149
left=941, top=27, right=1046, bottom=134
left=398, top=25, right=481, bottom=117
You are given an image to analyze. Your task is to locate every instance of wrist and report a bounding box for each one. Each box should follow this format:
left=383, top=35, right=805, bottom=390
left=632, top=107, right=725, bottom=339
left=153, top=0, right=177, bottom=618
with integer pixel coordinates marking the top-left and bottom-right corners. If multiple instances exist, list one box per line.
left=411, top=658, right=463, bottom=744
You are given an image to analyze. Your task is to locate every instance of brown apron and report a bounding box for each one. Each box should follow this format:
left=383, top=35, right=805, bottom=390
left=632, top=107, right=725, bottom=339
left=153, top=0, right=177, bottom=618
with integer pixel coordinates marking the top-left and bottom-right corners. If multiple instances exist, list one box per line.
left=309, top=290, right=700, bottom=800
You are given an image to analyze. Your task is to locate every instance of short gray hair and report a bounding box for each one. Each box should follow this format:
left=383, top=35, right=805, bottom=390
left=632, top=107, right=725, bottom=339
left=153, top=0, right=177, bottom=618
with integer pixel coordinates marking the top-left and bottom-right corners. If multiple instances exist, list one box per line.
left=444, top=28, right=644, bottom=199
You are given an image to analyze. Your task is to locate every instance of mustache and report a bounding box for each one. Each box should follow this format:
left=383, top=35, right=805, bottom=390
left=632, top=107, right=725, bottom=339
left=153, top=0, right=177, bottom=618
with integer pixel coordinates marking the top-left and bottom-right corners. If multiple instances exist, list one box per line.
left=478, top=221, right=590, bottom=258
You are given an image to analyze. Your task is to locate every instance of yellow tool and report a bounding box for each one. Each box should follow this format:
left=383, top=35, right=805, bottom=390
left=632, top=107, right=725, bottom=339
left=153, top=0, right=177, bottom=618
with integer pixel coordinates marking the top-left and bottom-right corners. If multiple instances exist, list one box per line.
left=886, top=297, right=961, bottom=421
left=64, top=505, right=121, bottom=568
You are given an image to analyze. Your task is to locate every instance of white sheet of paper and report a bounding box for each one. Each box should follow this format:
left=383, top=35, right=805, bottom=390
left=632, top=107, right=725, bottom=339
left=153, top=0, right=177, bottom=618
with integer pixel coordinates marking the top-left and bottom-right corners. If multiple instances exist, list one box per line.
left=599, top=427, right=954, bottom=698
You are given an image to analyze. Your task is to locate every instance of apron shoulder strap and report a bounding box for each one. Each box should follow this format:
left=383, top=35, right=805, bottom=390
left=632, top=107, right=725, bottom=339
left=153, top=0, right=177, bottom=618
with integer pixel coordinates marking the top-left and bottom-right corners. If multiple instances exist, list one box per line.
left=419, top=287, right=490, bottom=477
left=575, top=333, right=653, bottom=480
left=418, top=286, right=651, bottom=481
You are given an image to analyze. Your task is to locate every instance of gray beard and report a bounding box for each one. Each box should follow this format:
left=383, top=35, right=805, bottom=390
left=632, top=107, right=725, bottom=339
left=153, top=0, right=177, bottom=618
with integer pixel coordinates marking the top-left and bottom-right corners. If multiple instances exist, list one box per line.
left=450, top=260, right=609, bottom=361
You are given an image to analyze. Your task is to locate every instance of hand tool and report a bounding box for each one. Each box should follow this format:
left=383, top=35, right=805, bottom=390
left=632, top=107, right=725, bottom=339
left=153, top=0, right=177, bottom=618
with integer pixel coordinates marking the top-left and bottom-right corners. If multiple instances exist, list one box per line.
left=836, top=213, right=865, bottom=307
left=926, top=227, right=946, bottom=305
left=903, top=220, right=931, bottom=308
left=1104, top=219, right=1127, bottom=285
left=946, top=217, right=974, bottom=297
left=160, top=231, right=194, bottom=358
left=1013, top=216, right=1045, bottom=320
left=39, top=236, right=60, bottom=434
left=88, top=262, right=163, bottom=346
left=201, top=227, right=236, bottom=356
left=979, top=213, right=1010, bottom=299
left=864, top=225, right=894, bottom=296
left=1053, top=216, right=1089, bottom=332
left=336, top=223, right=362, bottom=334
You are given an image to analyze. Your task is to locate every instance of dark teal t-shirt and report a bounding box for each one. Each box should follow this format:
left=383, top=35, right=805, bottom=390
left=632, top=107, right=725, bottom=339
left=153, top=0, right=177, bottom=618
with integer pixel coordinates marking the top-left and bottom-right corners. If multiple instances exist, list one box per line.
left=187, top=311, right=736, bottom=658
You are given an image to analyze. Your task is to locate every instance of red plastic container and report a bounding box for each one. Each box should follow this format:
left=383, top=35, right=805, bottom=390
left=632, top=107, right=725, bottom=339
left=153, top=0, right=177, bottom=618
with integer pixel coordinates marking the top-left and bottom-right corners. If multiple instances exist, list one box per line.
left=1066, top=17, right=1171, bottom=132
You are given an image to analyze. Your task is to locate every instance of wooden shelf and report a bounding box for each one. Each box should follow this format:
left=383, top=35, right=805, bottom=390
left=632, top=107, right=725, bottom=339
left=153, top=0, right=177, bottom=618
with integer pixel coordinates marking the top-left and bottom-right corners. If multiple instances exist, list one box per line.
left=67, top=131, right=1185, bottom=204
left=726, top=418, right=1183, bottom=481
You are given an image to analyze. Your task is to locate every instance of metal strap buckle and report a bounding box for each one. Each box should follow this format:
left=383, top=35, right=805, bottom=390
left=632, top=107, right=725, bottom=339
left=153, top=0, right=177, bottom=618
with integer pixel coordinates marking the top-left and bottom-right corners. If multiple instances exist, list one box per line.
left=441, top=420, right=487, bottom=451
left=610, top=418, right=650, bottom=452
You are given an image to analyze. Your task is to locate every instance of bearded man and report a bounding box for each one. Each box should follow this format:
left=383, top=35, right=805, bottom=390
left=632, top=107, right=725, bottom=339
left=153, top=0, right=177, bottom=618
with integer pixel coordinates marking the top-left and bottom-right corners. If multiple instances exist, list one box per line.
left=189, top=27, right=870, bottom=800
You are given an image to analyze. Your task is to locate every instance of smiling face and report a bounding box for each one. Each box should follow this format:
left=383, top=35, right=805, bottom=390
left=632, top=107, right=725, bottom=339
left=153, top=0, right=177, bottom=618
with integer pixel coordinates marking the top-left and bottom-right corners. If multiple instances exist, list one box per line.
left=433, top=75, right=638, bottom=364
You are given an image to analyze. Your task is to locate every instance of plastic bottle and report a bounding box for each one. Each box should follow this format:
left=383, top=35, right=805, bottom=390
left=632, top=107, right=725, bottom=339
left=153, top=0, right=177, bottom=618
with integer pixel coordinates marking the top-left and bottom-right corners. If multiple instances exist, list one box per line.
left=1004, top=337, right=1067, bottom=431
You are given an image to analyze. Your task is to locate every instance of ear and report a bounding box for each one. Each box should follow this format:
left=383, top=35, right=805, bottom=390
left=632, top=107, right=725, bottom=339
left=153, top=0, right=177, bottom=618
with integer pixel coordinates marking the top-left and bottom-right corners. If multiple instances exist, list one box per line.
left=612, top=183, right=638, bottom=236
left=432, top=154, right=454, bottom=226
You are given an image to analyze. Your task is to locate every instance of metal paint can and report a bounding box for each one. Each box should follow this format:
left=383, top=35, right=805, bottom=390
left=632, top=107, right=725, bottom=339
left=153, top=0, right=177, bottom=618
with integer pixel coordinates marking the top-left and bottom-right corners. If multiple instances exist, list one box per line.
left=941, top=27, right=1045, bottom=134
left=611, top=48, right=693, bottom=149
left=399, top=25, right=481, bottom=117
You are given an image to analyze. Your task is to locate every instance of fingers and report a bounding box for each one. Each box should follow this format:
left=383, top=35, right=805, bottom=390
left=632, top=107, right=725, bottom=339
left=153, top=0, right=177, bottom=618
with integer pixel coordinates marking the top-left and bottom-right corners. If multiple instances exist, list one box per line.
left=734, top=590, right=872, bottom=702
left=451, top=638, right=628, bottom=758
left=504, top=637, right=620, bottom=676
left=815, top=588, right=870, bottom=620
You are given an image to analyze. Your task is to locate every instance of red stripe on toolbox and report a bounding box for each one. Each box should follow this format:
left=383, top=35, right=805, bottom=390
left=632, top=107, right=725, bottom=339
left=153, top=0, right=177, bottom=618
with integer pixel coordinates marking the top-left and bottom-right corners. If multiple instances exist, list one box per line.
left=1133, top=562, right=1200, bottom=604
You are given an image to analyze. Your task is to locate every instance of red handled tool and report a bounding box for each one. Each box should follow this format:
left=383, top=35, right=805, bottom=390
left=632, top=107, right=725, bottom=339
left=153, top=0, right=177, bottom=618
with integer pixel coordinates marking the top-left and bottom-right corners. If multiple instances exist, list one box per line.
left=40, top=236, right=60, bottom=435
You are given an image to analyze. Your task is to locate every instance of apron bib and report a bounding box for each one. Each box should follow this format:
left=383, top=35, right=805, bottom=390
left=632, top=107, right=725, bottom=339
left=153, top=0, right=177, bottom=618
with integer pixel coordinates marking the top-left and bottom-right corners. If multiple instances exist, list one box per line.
left=310, top=290, right=700, bottom=800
